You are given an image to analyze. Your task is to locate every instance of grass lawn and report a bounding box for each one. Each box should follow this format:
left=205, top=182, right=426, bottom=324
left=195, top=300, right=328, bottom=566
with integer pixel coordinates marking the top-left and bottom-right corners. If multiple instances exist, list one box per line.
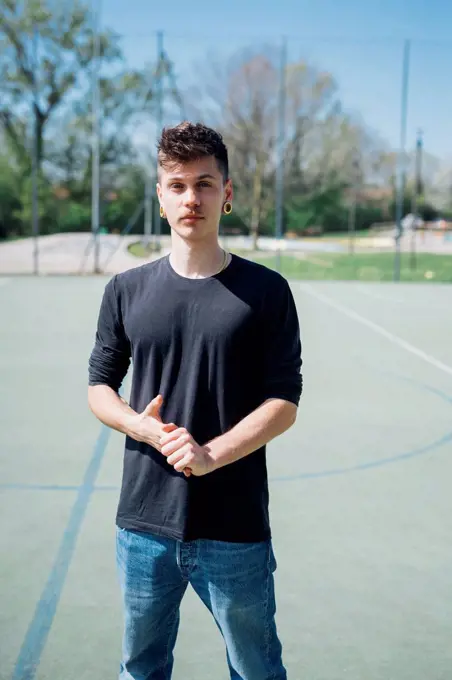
left=127, top=240, right=452, bottom=283
left=252, top=252, right=452, bottom=282
left=128, top=241, right=163, bottom=258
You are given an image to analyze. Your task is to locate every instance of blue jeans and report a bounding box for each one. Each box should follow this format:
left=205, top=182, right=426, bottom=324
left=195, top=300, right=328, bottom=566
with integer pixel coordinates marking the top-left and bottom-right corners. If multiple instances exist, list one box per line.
left=116, top=527, right=287, bottom=680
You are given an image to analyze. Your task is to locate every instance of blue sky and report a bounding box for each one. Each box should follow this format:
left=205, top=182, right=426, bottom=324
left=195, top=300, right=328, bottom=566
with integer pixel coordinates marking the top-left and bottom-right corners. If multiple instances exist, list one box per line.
left=102, top=0, right=452, bottom=160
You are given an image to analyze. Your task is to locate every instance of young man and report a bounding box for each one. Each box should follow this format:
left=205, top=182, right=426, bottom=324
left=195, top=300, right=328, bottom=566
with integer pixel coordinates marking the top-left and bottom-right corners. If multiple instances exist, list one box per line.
left=88, top=121, right=302, bottom=680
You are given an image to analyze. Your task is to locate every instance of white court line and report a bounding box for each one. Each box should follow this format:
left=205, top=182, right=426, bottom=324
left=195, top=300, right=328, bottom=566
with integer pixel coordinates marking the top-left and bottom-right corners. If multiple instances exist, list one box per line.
left=301, top=283, right=452, bottom=378
left=354, top=286, right=404, bottom=304
left=354, top=285, right=451, bottom=310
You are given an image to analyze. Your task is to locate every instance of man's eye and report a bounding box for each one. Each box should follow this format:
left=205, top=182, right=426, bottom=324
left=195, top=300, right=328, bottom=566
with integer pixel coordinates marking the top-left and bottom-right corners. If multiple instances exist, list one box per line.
left=170, top=183, right=183, bottom=189
left=199, top=182, right=211, bottom=187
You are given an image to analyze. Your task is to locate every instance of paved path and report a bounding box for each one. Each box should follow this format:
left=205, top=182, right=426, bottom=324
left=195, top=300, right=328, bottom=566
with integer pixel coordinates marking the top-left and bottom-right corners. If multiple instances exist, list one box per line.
left=0, top=230, right=451, bottom=275
left=0, top=233, right=152, bottom=275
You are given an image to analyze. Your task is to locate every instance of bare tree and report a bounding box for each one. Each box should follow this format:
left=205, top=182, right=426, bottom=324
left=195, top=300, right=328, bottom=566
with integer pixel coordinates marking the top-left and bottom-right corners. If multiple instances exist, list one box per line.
left=183, top=45, right=394, bottom=238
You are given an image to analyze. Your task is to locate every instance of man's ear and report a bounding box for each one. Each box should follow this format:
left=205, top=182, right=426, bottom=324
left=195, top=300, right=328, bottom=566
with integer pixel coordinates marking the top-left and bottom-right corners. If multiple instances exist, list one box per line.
left=156, top=182, right=162, bottom=202
left=224, top=178, right=233, bottom=203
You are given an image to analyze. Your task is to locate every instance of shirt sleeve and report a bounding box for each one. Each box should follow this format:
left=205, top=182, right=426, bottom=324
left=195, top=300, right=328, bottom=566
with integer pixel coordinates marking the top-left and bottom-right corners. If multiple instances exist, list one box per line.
left=88, top=275, right=131, bottom=391
left=261, top=277, right=303, bottom=406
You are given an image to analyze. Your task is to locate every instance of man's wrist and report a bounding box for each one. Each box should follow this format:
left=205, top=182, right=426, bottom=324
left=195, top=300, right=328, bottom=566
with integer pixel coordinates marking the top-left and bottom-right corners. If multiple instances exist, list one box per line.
left=205, top=437, right=235, bottom=472
left=120, top=412, right=140, bottom=439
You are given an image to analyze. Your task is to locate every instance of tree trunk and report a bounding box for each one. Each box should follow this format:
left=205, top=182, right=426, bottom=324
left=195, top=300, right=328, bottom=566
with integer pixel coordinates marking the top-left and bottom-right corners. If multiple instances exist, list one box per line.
left=35, top=106, right=46, bottom=170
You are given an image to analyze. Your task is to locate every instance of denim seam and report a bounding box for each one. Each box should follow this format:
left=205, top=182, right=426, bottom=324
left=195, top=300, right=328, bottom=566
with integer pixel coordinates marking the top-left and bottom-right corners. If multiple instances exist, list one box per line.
left=163, top=606, right=179, bottom=680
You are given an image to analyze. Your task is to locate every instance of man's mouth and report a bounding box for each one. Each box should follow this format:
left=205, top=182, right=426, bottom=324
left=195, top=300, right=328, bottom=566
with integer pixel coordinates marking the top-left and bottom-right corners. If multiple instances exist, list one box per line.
left=181, top=214, right=203, bottom=221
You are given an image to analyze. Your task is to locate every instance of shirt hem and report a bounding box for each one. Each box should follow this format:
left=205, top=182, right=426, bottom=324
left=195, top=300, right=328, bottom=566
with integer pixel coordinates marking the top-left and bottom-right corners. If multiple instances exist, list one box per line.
left=116, top=516, right=185, bottom=541
left=116, top=516, right=272, bottom=543
left=263, top=391, right=301, bottom=406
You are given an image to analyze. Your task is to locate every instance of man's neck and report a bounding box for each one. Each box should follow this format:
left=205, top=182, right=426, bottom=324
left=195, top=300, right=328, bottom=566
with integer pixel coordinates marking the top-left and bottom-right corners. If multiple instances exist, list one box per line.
left=169, top=234, right=226, bottom=279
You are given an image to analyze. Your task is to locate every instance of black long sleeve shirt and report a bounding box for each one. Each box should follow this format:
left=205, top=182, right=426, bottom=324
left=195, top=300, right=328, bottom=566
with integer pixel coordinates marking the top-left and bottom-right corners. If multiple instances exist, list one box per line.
left=88, top=254, right=302, bottom=542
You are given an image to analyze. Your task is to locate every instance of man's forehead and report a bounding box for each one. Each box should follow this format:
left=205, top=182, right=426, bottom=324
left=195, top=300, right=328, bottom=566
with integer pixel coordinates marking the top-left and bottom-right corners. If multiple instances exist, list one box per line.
left=162, top=158, right=221, bottom=180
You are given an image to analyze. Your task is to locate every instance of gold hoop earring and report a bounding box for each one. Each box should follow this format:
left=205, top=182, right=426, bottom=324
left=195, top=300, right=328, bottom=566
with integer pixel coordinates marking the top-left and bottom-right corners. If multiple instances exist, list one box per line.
left=223, top=201, right=232, bottom=215
left=159, top=206, right=166, bottom=219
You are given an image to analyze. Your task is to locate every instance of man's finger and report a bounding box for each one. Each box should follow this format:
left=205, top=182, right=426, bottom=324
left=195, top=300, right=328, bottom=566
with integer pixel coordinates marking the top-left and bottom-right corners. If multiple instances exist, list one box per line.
left=161, top=434, right=191, bottom=458
left=143, top=395, right=163, bottom=419
left=167, top=443, right=191, bottom=466
left=161, top=422, right=178, bottom=434
left=174, top=454, right=195, bottom=473
left=161, top=428, right=188, bottom=447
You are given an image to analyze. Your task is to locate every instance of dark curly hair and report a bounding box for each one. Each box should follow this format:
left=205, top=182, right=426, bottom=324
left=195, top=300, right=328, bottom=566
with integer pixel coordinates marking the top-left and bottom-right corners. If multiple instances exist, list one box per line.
left=157, top=121, right=229, bottom=182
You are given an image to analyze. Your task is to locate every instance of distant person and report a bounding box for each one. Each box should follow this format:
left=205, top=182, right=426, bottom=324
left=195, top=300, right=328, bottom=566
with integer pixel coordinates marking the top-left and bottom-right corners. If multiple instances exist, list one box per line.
left=88, top=121, right=303, bottom=680
left=401, top=212, right=423, bottom=233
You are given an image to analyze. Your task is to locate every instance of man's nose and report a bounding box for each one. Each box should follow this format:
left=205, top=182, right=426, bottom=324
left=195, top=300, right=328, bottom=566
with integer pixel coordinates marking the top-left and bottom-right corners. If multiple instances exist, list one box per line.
left=183, top=188, right=200, bottom=207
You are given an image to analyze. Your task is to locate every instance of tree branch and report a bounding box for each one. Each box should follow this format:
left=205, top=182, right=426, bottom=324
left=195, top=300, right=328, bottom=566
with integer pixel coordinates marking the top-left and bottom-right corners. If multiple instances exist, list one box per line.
left=0, top=109, right=27, bottom=164
left=0, top=19, right=35, bottom=87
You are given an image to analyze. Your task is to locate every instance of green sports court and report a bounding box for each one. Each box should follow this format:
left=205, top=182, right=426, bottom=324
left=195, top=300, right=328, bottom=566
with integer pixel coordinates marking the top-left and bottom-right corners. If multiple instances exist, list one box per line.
left=1, top=275, right=451, bottom=680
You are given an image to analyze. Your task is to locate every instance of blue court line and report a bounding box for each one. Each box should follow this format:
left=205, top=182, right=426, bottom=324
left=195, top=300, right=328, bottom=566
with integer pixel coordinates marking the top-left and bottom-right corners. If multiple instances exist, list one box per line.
left=0, top=483, right=80, bottom=491
left=6, top=419, right=452, bottom=493
left=271, top=429, right=452, bottom=482
left=0, top=483, right=118, bottom=492
left=3, top=376, right=452, bottom=492
left=3, top=377, right=452, bottom=496
left=11, top=425, right=111, bottom=680
left=272, top=375, right=452, bottom=482
left=93, top=374, right=451, bottom=485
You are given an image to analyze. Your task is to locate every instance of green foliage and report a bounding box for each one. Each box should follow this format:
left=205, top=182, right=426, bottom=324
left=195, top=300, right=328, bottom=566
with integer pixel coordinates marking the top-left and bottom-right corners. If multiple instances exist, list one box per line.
left=388, top=192, right=440, bottom=223
left=15, top=175, right=60, bottom=235
left=416, top=199, right=439, bottom=222
left=219, top=210, right=249, bottom=235
left=56, top=201, right=91, bottom=232
left=278, top=185, right=348, bottom=234
left=0, top=0, right=156, bottom=240
left=0, top=154, right=22, bottom=238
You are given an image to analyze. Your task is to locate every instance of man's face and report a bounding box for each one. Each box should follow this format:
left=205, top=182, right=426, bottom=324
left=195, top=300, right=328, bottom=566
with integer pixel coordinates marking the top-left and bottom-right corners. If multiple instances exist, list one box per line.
left=156, top=156, right=233, bottom=242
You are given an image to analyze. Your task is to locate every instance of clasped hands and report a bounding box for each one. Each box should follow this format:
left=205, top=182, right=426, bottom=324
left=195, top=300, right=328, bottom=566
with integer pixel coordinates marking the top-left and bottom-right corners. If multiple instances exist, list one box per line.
left=131, top=395, right=216, bottom=477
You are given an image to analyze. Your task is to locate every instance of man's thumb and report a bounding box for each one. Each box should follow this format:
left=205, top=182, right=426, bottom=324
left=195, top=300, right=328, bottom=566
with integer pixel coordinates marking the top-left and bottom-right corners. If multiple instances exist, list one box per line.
left=143, top=395, right=163, bottom=418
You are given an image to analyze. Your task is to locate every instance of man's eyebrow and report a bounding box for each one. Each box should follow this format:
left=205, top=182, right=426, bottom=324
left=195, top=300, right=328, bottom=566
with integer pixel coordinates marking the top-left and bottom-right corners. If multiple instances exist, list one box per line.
left=167, top=173, right=217, bottom=181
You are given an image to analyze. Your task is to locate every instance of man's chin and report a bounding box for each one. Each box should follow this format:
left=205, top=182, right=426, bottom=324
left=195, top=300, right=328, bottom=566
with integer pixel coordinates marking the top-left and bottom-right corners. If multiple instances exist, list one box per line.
left=171, top=223, right=214, bottom=240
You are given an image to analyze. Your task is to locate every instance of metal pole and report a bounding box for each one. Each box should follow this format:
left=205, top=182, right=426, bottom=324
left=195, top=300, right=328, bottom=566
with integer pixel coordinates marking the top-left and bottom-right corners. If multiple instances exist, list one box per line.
left=166, top=56, right=186, bottom=120
left=394, top=39, right=411, bottom=282
left=348, top=192, right=357, bottom=255
left=31, top=24, right=39, bottom=275
left=91, top=0, right=101, bottom=273
left=275, top=36, right=287, bottom=273
left=154, top=30, right=164, bottom=251
left=410, top=129, right=423, bottom=270
left=348, top=151, right=359, bottom=255
left=415, top=129, right=423, bottom=200
left=143, top=49, right=153, bottom=248
left=144, top=172, right=152, bottom=246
